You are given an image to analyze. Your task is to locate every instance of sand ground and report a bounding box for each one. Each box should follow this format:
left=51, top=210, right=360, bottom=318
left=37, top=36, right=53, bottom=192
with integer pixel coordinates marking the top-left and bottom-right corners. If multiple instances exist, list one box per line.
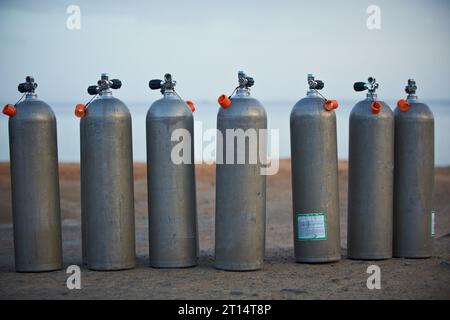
left=0, top=159, right=449, bottom=299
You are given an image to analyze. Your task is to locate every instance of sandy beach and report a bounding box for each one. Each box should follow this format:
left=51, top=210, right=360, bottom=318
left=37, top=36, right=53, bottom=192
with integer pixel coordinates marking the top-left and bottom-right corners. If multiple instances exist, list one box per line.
left=0, top=159, right=449, bottom=299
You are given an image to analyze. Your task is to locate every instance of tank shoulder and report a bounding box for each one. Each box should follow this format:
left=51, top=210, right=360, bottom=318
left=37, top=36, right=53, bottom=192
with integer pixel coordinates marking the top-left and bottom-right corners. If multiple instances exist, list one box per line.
left=395, top=101, right=434, bottom=120
left=290, top=96, right=334, bottom=118
left=86, top=97, right=131, bottom=118
left=13, top=99, right=56, bottom=121
left=147, top=97, right=192, bottom=119
left=350, top=99, right=393, bottom=118
left=218, top=96, right=266, bottom=118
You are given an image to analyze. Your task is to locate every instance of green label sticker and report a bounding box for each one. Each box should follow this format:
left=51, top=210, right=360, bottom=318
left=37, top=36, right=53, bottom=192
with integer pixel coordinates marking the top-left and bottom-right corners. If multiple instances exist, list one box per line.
left=431, top=210, right=436, bottom=237
left=296, top=213, right=327, bottom=241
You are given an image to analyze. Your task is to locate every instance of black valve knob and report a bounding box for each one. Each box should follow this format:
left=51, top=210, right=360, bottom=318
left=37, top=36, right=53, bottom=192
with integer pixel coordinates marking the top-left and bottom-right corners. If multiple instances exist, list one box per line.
left=315, top=80, right=324, bottom=90
left=87, top=85, right=99, bottom=95
left=246, top=77, right=255, bottom=87
left=18, top=83, right=28, bottom=93
left=149, top=79, right=163, bottom=90
left=17, top=76, right=37, bottom=93
left=17, top=82, right=37, bottom=93
left=353, top=82, right=366, bottom=92
left=111, top=79, right=122, bottom=89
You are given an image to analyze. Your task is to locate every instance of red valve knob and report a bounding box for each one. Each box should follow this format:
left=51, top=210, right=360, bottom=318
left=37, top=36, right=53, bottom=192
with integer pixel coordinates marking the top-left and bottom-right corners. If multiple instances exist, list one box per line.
left=397, top=99, right=410, bottom=112
left=370, top=101, right=382, bottom=114
left=186, top=100, right=195, bottom=112
left=2, top=104, right=16, bottom=117
left=218, top=94, right=232, bottom=109
left=324, top=100, right=339, bottom=111
left=75, top=104, right=86, bottom=118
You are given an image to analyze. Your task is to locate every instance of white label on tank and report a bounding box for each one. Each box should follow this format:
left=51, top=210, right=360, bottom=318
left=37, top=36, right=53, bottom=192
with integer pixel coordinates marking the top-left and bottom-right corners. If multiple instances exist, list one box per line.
left=297, top=213, right=327, bottom=240
left=431, top=210, right=436, bottom=236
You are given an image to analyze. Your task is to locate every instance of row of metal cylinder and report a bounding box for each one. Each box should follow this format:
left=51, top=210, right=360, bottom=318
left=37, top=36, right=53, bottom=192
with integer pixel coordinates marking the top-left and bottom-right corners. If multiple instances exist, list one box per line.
left=2, top=72, right=434, bottom=272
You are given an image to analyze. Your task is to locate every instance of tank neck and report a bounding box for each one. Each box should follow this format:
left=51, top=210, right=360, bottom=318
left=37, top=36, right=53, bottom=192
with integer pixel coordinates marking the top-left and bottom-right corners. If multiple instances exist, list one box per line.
left=366, top=92, right=378, bottom=100
left=25, top=92, right=37, bottom=100
left=163, top=89, right=178, bottom=98
left=306, top=90, right=321, bottom=98
left=235, top=87, right=251, bottom=97
left=99, top=89, right=113, bottom=98
left=406, top=94, right=418, bottom=102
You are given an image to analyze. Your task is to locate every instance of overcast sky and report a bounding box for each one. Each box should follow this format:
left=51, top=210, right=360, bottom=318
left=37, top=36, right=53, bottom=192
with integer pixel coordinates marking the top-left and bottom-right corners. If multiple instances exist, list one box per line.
left=0, top=0, right=449, bottom=102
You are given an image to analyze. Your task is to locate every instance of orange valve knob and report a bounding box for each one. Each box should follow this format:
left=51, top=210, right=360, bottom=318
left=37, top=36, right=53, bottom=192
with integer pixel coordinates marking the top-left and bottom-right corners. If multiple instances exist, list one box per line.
left=397, top=99, right=410, bottom=112
left=218, top=94, right=232, bottom=109
left=330, top=100, right=339, bottom=109
left=186, top=100, right=195, bottom=112
left=370, top=101, right=382, bottom=114
left=75, top=104, right=86, bottom=118
left=325, top=100, right=339, bottom=111
left=2, top=104, right=16, bottom=117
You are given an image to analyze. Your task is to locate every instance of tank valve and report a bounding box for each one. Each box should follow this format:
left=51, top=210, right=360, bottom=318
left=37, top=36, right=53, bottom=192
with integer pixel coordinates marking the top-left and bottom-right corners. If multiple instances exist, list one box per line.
left=3, top=76, right=37, bottom=117
left=87, top=73, right=122, bottom=95
left=218, top=71, right=254, bottom=109
left=405, top=79, right=417, bottom=95
left=149, top=73, right=176, bottom=94
left=308, top=74, right=324, bottom=90
left=18, top=76, right=38, bottom=93
left=75, top=73, right=121, bottom=118
left=353, top=77, right=379, bottom=94
left=149, top=74, right=195, bottom=113
left=307, top=74, right=338, bottom=111
left=354, top=77, right=381, bottom=114
left=397, top=79, right=416, bottom=112
left=238, top=70, right=254, bottom=89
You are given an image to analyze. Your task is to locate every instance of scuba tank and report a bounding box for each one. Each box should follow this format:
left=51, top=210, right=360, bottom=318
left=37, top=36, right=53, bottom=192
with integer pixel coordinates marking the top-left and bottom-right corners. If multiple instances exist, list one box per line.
left=146, top=73, right=198, bottom=268
left=75, top=73, right=135, bottom=270
left=347, top=77, right=394, bottom=260
left=215, top=71, right=267, bottom=271
left=290, top=74, right=340, bottom=263
left=3, top=76, right=63, bottom=272
left=394, top=79, right=434, bottom=258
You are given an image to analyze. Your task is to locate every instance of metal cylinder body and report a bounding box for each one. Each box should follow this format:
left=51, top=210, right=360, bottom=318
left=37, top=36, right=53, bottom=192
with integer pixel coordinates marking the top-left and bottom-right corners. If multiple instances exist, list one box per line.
left=8, top=95, right=63, bottom=272
left=215, top=89, right=267, bottom=271
left=393, top=99, right=434, bottom=258
left=80, top=92, right=135, bottom=270
left=80, top=116, right=88, bottom=266
left=347, top=97, right=394, bottom=260
left=290, top=92, right=341, bottom=263
left=146, top=92, right=198, bottom=268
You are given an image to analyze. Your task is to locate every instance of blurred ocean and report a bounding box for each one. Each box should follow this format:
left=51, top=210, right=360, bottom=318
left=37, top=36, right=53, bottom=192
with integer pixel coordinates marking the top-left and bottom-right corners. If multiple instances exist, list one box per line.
left=1, top=99, right=449, bottom=165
